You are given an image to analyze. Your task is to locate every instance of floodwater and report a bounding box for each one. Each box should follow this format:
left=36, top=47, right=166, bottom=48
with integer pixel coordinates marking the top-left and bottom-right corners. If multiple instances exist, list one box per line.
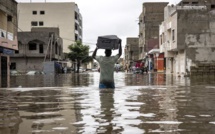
left=1, top=72, right=215, bottom=134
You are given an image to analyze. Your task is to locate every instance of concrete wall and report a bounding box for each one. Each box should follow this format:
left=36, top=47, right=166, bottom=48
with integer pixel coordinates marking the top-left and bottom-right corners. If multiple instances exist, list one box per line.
left=178, top=0, right=215, bottom=10
left=178, top=9, right=215, bottom=73
left=18, top=3, right=82, bottom=53
left=11, top=57, right=44, bottom=72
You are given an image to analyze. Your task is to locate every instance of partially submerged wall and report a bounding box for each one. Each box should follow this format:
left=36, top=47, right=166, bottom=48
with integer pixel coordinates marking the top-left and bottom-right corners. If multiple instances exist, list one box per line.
left=177, top=9, right=215, bottom=73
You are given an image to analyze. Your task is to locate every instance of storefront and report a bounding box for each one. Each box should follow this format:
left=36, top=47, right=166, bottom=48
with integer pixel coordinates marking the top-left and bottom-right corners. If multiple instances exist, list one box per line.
left=148, top=49, right=165, bottom=72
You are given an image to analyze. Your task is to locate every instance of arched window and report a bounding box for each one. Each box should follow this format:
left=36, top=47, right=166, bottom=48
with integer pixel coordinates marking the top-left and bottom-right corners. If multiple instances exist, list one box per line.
left=28, top=40, right=44, bottom=52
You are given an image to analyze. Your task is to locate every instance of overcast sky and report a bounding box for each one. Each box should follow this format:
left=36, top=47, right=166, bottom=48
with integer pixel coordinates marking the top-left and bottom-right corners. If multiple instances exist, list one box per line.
left=16, top=0, right=181, bottom=55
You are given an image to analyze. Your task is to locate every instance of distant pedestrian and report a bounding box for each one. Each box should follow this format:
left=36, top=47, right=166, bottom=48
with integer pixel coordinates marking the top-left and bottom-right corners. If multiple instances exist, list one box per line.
left=125, top=63, right=129, bottom=73
left=115, top=62, right=120, bottom=72
left=144, top=60, right=148, bottom=74
left=63, top=66, right=67, bottom=73
left=140, top=61, right=144, bottom=74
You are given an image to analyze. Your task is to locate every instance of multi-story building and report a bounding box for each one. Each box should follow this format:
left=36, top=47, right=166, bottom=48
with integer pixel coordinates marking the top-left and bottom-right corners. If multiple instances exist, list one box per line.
left=17, top=2, right=82, bottom=55
left=178, top=0, right=215, bottom=9
left=160, top=0, right=215, bottom=76
left=124, top=37, right=139, bottom=66
left=138, top=2, right=168, bottom=60
left=0, top=0, right=18, bottom=87
left=10, top=27, right=63, bottom=72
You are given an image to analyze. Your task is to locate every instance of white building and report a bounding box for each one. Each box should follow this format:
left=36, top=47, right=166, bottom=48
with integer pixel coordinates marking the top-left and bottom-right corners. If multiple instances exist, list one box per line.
left=17, top=2, right=82, bottom=55
left=160, top=4, right=215, bottom=76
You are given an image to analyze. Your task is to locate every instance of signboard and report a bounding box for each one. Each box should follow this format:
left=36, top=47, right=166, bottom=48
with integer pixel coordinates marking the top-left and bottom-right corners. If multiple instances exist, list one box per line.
left=0, top=47, right=14, bottom=55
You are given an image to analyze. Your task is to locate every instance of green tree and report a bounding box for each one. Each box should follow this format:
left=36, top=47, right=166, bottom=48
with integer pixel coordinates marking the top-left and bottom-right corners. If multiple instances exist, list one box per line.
left=68, top=41, right=92, bottom=73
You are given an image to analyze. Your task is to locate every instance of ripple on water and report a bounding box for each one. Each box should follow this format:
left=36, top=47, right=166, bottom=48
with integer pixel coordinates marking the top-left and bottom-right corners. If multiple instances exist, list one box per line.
left=142, top=121, right=183, bottom=124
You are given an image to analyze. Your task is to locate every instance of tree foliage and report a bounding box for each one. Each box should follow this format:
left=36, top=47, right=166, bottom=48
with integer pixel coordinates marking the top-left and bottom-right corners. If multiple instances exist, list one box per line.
left=68, top=41, right=92, bottom=73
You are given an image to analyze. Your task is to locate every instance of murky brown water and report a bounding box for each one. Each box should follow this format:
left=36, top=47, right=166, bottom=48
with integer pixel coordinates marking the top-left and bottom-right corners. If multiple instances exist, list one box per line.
left=1, top=72, right=215, bottom=134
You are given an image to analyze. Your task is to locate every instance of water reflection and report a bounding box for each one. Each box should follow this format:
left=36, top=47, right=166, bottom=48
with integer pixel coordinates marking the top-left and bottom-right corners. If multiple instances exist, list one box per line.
left=10, top=73, right=91, bottom=87
left=96, top=91, right=115, bottom=133
left=0, top=89, right=22, bottom=134
left=1, top=72, right=215, bottom=133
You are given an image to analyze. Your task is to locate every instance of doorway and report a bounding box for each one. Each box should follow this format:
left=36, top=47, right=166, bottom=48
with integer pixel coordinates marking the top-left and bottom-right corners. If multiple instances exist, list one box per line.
left=1, top=56, right=8, bottom=87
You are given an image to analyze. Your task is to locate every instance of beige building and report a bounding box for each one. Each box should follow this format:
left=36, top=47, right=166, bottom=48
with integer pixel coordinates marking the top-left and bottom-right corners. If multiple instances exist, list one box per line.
left=160, top=0, right=215, bottom=76
left=17, top=2, right=82, bottom=55
left=0, top=0, right=18, bottom=87
left=124, top=37, right=139, bottom=65
left=138, top=2, right=168, bottom=60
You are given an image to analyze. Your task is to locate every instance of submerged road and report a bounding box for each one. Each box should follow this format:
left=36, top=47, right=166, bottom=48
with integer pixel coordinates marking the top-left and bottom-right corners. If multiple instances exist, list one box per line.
left=0, top=72, right=215, bottom=133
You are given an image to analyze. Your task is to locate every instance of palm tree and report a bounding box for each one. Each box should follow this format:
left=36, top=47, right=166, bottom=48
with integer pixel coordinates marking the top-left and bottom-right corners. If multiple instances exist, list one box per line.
left=68, top=41, right=92, bottom=73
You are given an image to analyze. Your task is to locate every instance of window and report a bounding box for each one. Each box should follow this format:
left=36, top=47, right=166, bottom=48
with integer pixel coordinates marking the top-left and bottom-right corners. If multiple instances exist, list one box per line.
left=7, top=15, right=12, bottom=22
left=1, top=32, right=5, bottom=37
left=192, top=2, right=198, bottom=5
left=183, top=2, right=189, bottom=5
left=75, top=12, right=78, bottom=20
left=10, top=63, right=16, bottom=70
left=75, top=34, right=78, bottom=41
left=140, top=47, right=142, bottom=53
left=29, top=43, right=37, bottom=50
left=31, top=21, right=38, bottom=26
left=40, top=11, right=45, bottom=15
left=172, top=29, right=175, bottom=41
left=15, top=50, right=19, bottom=54
left=39, top=21, right=44, bottom=26
left=39, top=44, right=43, bottom=53
left=32, top=11, right=37, bottom=15
left=75, top=23, right=78, bottom=30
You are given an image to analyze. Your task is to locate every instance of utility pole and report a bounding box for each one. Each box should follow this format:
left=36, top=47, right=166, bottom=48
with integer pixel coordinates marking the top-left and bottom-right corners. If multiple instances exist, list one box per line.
left=50, top=34, right=54, bottom=61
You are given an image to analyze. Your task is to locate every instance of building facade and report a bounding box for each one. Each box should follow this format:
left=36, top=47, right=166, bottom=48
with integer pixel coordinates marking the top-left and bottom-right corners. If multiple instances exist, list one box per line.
left=17, top=2, right=82, bottom=55
left=10, top=27, right=63, bottom=72
left=0, top=0, right=18, bottom=87
left=178, top=0, right=215, bottom=9
left=138, top=2, right=168, bottom=60
left=160, top=0, right=215, bottom=76
left=124, top=37, right=139, bottom=66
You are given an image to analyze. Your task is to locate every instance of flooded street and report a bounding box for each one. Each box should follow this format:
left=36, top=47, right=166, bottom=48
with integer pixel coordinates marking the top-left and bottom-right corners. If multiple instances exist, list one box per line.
left=1, top=72, right=215, bottom=133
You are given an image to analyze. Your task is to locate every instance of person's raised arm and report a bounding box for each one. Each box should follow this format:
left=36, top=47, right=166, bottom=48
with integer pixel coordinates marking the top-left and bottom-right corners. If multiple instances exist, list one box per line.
left=92, top=47, right=98, bottom=59
left=118, top=40, right=122, bottom=58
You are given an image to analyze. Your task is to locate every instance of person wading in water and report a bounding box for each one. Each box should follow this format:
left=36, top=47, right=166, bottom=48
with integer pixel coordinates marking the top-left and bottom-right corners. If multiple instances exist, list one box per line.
left=92, top=43, right=122, bottom=89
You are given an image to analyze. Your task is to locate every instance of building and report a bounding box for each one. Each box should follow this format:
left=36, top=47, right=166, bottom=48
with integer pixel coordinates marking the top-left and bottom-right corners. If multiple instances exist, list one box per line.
left=159, top=0, right=215, bottom=76
left=0, top=0, right=18, bottom=87
left=17, top=2, right=82, bottom=55
left=10, top=27, right=63, bottom=72
left=138, top=2, right=168, bottom=72
left=178, top=0, right=215, bottom=9
left=138, top=2, right=168, bottom=60
left=124, top=37, right=139, bottom=67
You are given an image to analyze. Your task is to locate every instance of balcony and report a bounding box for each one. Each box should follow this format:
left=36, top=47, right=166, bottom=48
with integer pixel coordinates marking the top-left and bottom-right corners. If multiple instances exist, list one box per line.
left=0, top=36, right=18, bottom=50
left=166, top=22, right=172, bottom=30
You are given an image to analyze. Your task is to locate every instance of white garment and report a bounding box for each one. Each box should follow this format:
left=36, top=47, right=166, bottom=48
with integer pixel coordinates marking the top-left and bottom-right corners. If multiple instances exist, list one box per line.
left=95, top=55, right=119, bottom=83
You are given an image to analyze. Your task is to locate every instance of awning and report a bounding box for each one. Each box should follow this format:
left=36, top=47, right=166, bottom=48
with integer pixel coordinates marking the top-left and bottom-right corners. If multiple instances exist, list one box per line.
left=148, top=49, right=160, bottom=54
